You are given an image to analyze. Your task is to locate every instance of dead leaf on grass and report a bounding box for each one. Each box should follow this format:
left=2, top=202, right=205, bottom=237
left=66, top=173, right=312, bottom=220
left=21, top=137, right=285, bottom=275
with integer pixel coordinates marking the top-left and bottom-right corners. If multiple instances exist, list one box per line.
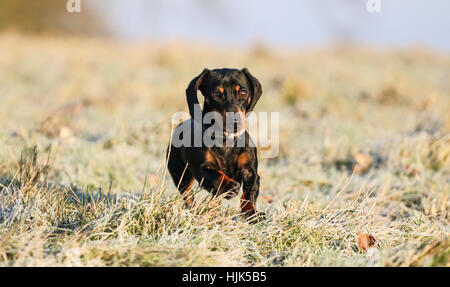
left=358, top=232, right=378, bottom=252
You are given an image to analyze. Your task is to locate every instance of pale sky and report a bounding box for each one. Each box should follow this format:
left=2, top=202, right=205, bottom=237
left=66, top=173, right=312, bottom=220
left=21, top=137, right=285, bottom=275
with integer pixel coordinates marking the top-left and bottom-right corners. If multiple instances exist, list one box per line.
left=91, top=0, right=450, bottom=50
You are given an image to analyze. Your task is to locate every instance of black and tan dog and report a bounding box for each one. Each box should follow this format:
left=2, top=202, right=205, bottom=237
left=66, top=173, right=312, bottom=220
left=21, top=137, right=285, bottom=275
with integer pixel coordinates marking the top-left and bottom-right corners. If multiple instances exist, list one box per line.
left=167, top=68, right=264, bottom=220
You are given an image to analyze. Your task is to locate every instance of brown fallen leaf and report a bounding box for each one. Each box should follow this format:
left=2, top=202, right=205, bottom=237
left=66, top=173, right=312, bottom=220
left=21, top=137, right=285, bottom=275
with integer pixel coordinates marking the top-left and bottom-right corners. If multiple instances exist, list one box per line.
left=260, top=195, right=273, bottom=203
left=358, top=232, right=377, bottom=252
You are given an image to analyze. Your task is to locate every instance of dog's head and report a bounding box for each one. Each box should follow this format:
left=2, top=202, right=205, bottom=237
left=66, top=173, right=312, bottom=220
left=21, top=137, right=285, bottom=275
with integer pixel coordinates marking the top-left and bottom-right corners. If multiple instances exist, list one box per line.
left=186, top=68, right=262, bottom=133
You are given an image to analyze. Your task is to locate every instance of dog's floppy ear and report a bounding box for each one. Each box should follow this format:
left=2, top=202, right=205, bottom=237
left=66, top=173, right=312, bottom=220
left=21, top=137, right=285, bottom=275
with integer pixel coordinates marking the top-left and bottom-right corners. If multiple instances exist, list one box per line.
left=186, top=68, right=210, bottom=118
left=242, top=68, right=262, bottom=113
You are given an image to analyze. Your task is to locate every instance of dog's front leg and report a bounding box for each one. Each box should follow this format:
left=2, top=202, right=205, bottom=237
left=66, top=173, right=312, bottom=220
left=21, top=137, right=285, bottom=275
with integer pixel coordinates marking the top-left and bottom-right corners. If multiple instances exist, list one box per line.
left=240, top=169, right=260, bottom=218
left=197, top=167, right=240, bottom=198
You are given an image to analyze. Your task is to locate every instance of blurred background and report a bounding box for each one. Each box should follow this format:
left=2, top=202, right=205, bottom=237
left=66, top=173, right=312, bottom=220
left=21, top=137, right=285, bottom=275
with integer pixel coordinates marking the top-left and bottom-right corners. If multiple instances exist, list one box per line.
left=0, top=0, right=449, bottom=50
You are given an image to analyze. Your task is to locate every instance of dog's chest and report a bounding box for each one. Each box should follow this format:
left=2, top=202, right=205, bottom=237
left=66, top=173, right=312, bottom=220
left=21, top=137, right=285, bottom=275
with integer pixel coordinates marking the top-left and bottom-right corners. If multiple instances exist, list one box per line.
left=209, top=147, right=242, bottom=175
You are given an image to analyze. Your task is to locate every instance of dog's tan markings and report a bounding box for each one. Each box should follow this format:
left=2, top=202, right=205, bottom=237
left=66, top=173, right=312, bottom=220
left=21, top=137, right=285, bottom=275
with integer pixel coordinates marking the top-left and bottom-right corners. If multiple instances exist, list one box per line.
left=240, top=192, right=256, bottom=213
left=235, top=85, right=240, bottom=92
left=237, top=153, right=249, bottom=168
left=219, top=87, right=224, bottom=93
left=184, top=178, right=194, bottom=192
left=205, top=150, right=223, bottom=170
left=217, top=170, right=235, bottom=185
left=205, top=151, right=216, bottom=164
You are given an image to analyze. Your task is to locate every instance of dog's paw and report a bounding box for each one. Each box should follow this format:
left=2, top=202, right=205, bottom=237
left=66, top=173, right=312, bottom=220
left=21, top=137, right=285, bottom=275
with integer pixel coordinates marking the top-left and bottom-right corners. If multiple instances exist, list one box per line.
left=243, top=210, right=266, bottom=224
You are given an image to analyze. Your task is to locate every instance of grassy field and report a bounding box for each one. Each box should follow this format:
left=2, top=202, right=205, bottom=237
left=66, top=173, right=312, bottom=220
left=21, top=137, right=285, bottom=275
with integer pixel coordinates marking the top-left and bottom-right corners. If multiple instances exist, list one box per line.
left=0, top=33, right=448, bottom=266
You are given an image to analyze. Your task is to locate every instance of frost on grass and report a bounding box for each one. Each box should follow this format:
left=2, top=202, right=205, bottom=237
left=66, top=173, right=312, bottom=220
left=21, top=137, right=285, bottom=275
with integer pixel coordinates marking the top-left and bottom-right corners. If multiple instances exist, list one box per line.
left=0, top=34, right=449, bottom=266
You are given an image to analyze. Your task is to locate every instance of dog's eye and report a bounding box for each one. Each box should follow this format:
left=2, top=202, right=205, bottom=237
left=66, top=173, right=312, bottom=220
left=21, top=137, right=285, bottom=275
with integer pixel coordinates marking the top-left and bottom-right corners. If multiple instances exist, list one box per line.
left=238, top=89, right=248, bottom=98
left=212, top=91, right=222, bottom=97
